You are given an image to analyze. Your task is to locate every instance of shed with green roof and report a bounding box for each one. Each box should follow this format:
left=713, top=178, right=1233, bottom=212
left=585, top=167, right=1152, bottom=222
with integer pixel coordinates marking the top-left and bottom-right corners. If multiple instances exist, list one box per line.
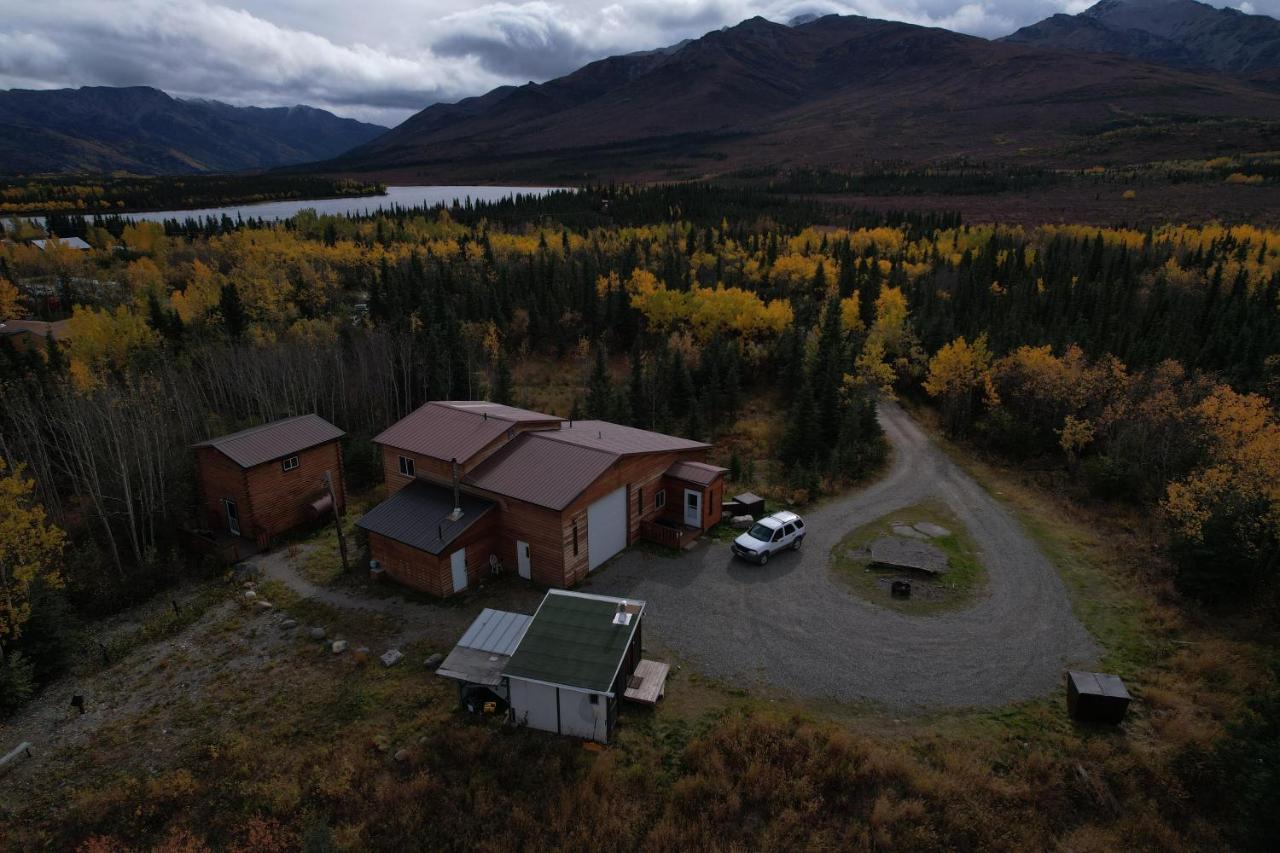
left=505, top=589, right=645, bottom=742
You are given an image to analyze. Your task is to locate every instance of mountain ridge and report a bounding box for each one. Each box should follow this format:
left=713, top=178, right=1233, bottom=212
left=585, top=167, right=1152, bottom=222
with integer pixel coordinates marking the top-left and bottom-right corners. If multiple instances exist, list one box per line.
left=318, top=13, right=1280, bottom=183
left=1003, top=0, right=1280, bottom=73
left=0, top=86, right=387, bottom=176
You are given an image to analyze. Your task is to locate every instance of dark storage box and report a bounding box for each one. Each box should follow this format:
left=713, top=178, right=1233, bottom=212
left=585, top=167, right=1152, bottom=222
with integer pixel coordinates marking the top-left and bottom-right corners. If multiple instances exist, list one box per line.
left=1067, top=670, right=1131, bottom=724
left=734, top=492, right=765, bottom=519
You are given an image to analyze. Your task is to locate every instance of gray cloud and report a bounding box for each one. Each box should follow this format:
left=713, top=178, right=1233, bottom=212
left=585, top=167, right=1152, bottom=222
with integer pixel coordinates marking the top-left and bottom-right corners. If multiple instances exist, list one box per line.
left=1, top=0, right=1275, bottom=127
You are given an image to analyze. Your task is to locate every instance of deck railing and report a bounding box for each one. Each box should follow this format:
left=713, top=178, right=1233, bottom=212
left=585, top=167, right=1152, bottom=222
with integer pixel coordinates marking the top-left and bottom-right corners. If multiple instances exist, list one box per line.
left=640, top=520, right=688, bottom=549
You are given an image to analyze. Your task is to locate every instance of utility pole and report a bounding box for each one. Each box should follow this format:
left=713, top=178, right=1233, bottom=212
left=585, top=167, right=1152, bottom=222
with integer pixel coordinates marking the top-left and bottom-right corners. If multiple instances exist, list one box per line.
left=322, top=470, right=350, bottom=573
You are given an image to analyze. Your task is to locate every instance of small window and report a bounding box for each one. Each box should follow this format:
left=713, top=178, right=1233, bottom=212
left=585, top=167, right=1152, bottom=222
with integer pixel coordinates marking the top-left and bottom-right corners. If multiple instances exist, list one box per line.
left=573, top=521, right=579, bottom=556
left=589, top=693, right=599, bottom=705
left=783, top=523, right=796, bottom=535
left=655, top=490, right=666, bottom=509
left=281, top=455, right=299, bottom=472
left=637, top=487, right=644, bottom=512
left=795, top=518, right=805, bottom=529
left=772, top=528, right=785, bottom=542
left=687, top=491, right=697, bottom=508
left=398, top=455, right=415, bottom=477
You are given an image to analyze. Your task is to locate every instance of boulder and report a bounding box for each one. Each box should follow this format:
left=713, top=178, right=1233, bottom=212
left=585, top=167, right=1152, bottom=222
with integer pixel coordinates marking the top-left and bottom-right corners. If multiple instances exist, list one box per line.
left=891, top=524, right=927, bottom=539
left=280, top=619, right=297, bottom=630
left=381, top=649, right=404, bottom=667
left=868, top=537, right=950, bottom=575
left=730, top=515, right=754, bottom=530
left=243, top=589, right=257, bottom=600
left=331, top=640, right=348, bottom=654
left=394, top=748, right=410, bottom=762
left=352, top=647, right=370, bottom=665
left=309, top=627, right=327, bottom=641
left=255, top=600, right=273, bottom=610
left=424, top=652, right=444, bottom=670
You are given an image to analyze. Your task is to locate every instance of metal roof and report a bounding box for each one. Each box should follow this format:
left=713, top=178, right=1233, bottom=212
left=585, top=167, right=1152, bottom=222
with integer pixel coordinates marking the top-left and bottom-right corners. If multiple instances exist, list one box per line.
left=464, top=433, right=617, bottom=510
left=503, top=590, right=645, bottom=694
left=356, top=479, right=494, bottom=555
left=0, top=319, right=71, bottom=341
left=436, top=608, right=533, bottom=687
left=193, top=414, right=344, bottom=469
left=543, top=420, right=709, bottom=456
left=372, top=401, right=556, bottom=464
left=665, top=460, right=727, bottom=486
left=32, top=236, right=90, bottom=250
left=458, top=608, right=532, bottom=655
left=434, top=401, right=562, bottom=424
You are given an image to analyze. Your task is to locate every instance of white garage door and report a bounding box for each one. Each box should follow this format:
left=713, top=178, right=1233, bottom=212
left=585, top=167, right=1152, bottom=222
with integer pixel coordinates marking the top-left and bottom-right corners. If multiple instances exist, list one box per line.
left=587, top=486, right=627, bottom=571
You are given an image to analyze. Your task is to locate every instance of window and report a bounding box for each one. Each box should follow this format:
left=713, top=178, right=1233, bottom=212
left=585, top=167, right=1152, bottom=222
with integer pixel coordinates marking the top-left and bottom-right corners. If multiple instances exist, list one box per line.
left=573, top=521, right=579, bottom=556
left=783, top=523, right=796, bottom=536
left=281, top=455, right=299, bottom=472
left=655, top=490, right=666, bottom=509
left=589, top=693, right=599, bottom=705
left=398, top=455, right=415, bottom=477
left=795, top=518, right=805, bottom=529
left=772, top=528, right=785, bottom=542
left=637, top=487, right=644, bottom=513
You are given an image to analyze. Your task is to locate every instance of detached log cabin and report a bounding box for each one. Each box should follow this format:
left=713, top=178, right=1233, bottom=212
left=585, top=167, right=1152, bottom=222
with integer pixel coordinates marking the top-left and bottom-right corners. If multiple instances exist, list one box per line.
left=194, top=414, right=346, bottom=547
left=359, top=401, right=726, bottom=596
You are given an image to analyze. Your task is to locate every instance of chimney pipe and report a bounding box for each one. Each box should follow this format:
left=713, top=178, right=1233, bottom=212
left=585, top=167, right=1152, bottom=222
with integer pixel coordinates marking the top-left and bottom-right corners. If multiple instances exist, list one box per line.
left=449, top=457, right=463, bottom=521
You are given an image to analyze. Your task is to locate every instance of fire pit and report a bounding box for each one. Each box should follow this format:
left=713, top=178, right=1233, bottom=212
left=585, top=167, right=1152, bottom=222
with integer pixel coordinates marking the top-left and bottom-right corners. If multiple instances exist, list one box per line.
left=891, top=580, right=912, bottom=598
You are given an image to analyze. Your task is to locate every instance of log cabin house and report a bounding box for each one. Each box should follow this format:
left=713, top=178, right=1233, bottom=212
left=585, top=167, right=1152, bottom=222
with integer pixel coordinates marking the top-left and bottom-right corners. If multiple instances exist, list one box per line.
left=193, top=414, right=346, bottom=547
left=358, top=401, right=726, bottom=596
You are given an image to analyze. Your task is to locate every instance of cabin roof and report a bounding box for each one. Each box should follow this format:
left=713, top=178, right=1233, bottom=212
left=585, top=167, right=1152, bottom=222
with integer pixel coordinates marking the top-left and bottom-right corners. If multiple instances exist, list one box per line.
left=193, top=413, right=344, bottom=469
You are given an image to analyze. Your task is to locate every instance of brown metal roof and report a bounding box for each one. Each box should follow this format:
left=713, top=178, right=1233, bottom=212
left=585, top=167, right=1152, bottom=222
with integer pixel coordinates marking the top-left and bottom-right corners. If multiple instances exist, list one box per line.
left=433, top=401, right=561, bottom=424
left=464, top=433, right=617, bottom=510
left=373, top=401, right=558, bottom=464
left=193, top=414, right=344, bottom=469
left=356, top=479, right=494, bottom=555
left=541, top=420, right=709, bottom=456
left=665, top=460, right=727, bottom=486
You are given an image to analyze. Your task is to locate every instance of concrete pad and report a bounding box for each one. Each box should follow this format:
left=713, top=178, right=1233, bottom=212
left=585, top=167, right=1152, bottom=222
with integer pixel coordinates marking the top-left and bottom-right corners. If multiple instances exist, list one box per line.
left=913, top=521, right=952, bottom=538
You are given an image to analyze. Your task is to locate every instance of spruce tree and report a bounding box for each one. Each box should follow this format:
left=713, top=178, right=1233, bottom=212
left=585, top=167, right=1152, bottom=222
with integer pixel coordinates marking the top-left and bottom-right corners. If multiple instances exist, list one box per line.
left=586, top=345, right=613, bottom=418
left=218, top=282, right=246, bottom=340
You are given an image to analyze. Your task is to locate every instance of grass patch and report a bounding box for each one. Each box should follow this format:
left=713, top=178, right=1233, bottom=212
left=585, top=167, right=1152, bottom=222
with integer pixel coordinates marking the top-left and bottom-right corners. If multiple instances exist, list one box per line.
left=828, top=500, right=986, bottom=615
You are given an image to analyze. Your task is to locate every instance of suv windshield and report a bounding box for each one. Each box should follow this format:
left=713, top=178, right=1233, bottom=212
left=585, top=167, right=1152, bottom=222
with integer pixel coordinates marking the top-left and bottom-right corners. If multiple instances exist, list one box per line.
left=748, top=523, right=775, bottom=541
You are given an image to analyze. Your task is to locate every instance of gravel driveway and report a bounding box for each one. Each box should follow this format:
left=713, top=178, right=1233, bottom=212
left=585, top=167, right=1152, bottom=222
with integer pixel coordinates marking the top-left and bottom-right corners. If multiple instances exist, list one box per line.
left=585, top=401, right=1098, bottom=710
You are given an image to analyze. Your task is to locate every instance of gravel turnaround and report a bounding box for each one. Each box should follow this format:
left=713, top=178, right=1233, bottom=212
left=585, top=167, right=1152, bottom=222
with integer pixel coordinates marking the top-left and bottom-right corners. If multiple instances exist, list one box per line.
left=585, top=401, right=1099, bottom=710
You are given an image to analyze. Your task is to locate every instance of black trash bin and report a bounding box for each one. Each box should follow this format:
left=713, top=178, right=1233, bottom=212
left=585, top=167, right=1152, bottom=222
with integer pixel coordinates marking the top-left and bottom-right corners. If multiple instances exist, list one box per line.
left=1066, top=671, right=1131, bottom=724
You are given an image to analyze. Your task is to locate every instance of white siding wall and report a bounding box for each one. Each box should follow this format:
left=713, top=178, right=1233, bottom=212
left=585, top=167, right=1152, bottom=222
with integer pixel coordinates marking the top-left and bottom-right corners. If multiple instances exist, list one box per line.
left=558, top=689, right=607, bottom=741
left=509, top=679, right=559, bottom=733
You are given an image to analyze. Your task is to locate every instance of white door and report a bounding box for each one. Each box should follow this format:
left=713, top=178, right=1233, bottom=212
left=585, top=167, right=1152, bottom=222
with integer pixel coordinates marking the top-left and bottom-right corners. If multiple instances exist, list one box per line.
left=683, top=489, right=701, bottom=528
left=223, top=499, right=240, bottom=536
left=587, top=486, right=627, bottom=571
left=516, top=540, right=531, bottom=580
left=450, top=548, right=467, bottom=593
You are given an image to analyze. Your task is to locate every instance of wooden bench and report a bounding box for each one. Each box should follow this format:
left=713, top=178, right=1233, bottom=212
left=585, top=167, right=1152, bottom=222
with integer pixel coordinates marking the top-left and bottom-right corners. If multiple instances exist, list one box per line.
left=623, top=660, right=670, bottom=706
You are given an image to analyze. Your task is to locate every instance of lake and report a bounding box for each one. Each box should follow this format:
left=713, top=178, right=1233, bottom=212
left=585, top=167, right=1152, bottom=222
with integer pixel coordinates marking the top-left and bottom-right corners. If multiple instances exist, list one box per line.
left=119, top=185, right=568, bottom=223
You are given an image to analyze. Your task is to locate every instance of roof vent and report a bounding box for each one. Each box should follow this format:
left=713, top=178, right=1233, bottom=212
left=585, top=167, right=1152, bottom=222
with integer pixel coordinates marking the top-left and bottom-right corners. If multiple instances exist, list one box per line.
left=612, top=601, right=632, bottom=626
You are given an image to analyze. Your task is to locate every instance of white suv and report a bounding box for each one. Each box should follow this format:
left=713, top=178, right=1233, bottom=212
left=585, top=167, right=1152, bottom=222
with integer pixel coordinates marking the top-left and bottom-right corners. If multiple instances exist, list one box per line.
left=731, top=511, right=805, bottom=565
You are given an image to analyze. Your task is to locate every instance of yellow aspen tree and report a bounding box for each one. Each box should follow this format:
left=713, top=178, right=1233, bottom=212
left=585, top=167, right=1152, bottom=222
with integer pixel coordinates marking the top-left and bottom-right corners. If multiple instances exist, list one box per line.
left=0, top=459, right=66, bottom=661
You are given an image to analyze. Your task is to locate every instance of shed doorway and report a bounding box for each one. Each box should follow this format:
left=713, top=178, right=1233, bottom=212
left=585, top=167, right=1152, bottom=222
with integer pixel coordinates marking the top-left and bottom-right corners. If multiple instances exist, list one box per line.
left=450, top=548, right=468, bottom=593
left=517, top=540, right=531, bottom=579
left=222, top=499, right=240, bottom=536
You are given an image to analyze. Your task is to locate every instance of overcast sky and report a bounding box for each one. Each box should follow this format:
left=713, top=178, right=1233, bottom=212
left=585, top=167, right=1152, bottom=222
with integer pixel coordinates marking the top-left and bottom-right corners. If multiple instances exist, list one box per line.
left=1, top=0, right=1275, bottom=127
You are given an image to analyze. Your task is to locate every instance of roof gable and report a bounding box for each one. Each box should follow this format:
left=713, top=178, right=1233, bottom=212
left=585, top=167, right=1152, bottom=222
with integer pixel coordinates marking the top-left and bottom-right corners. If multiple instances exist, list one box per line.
left=542, top=420, right=709, bottom=456
left=194, top=414, right=344, bottom=469
left=504, top=590, right=644, bottom=693
left=665, top=460, right=727, bottom=485
left=373, top=401, right=558, bottom=465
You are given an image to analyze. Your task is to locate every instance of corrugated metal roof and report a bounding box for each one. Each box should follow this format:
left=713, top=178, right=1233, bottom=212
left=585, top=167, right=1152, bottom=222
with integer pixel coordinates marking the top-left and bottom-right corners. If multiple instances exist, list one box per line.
left=32, top=236, right=90, bottom=250
left=356, top=479, right=493, bottom=555
left=0, top=319, right=71, bottom=340
left=373, top=401, right=553, bottom=463
left=464, top=433, right=617, bottom=510
left=434, top=401, right=561, bottom=424
left=458, top=608, right=532, bottom=655
left=504, top=590, right=645, bottom=694
left=543, top=420, right=710, bottom=456
left=193, top=414, right=344, bottom=469
left=665, top=460, right=727, bottom=486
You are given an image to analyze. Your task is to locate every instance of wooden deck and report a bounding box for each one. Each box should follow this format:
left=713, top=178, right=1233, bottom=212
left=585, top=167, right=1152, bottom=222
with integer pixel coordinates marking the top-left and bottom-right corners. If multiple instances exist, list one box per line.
left=623, top=659, right=670, bottom=705
left=639, top=521, right=702, bottom=550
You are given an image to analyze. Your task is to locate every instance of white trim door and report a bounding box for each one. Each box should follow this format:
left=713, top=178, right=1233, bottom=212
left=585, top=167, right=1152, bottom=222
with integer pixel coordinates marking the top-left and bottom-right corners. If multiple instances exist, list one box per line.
left=517, top=540, right=532, bottom=580
left=223, top=499, right=240, bottom=536
left=450, top=548, right=468, bottom=593
left=683, top=489, right=701, bottom=528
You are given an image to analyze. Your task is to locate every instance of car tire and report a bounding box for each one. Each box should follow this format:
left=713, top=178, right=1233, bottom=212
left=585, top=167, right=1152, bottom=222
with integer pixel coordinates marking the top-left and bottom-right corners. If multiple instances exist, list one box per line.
left=793, top=536, right=803, bottom=551
left=758, top=551, right=769, bottom=566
